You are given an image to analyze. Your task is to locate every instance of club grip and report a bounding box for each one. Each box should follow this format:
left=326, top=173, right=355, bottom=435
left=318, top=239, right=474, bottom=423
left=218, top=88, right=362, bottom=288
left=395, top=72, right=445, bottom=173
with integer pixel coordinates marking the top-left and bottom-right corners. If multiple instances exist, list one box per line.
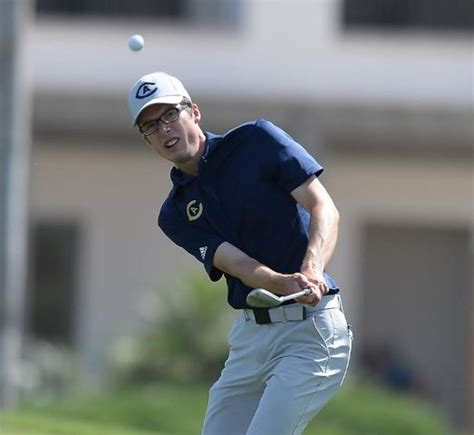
left=297, top=288, right=313, bottom=297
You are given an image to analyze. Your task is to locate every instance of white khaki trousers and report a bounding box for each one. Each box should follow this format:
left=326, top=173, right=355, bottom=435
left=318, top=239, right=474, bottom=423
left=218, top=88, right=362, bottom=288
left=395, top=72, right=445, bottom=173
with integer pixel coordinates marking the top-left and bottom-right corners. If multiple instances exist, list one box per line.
left=201, top=294, right=353, bottom=435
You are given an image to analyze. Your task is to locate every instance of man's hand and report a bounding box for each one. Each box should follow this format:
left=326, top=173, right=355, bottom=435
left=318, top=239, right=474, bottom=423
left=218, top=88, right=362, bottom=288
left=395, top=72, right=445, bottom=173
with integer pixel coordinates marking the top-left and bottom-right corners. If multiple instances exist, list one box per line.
left=297, top=269, right=329, bottom=306
left=274, top=273, right=321, bottom=307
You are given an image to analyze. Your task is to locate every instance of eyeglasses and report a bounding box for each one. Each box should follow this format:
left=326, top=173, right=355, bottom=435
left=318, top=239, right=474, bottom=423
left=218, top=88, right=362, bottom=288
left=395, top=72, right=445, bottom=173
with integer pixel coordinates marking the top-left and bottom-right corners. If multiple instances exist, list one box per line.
left=138, top=104, right=189, bottom=136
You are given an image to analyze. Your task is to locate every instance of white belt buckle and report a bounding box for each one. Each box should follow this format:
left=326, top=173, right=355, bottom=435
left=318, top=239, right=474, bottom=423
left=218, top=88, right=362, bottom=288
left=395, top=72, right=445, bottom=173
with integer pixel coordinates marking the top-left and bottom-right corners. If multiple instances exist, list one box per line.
left=285, top=305, right=305, bottom=321
left=268, top=305, right=304, bottom=323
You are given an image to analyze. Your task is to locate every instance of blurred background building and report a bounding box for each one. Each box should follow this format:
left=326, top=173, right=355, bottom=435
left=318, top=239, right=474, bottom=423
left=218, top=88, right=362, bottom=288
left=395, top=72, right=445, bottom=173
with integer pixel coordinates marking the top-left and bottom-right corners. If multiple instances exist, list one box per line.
left=1, top=0, right=472, bottom=430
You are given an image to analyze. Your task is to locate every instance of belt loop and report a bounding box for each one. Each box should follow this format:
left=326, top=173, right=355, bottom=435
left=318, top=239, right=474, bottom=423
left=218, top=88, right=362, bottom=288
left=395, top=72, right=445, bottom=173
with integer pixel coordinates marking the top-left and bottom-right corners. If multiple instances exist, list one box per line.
left=282, top=306, right=288, bottom=322
left=338, top=294, right=344, bottom=312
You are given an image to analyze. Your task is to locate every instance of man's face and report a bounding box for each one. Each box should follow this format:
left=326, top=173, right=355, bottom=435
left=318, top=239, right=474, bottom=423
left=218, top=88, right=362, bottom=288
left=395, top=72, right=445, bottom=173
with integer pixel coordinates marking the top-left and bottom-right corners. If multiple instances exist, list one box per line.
left=137, top=102, right=203, bottom=170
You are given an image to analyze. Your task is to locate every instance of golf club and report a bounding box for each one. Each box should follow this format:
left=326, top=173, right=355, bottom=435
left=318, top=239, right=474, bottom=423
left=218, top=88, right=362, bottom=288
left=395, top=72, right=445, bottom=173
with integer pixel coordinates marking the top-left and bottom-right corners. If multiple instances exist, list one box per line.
left=246, top=288, right=313, bottom=308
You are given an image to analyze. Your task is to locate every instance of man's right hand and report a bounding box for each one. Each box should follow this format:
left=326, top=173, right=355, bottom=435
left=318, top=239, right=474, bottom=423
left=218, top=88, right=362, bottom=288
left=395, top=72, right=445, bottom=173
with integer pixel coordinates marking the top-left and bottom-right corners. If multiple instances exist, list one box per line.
left=276, top=273, right=320, bottom=307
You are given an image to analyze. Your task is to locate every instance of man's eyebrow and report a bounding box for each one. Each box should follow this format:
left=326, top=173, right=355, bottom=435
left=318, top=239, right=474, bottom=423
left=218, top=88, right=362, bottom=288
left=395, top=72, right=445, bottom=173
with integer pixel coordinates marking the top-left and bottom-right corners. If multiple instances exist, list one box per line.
left=141, top=107, right=173, bottom=124
left=139, top=113, right=160, bottom=125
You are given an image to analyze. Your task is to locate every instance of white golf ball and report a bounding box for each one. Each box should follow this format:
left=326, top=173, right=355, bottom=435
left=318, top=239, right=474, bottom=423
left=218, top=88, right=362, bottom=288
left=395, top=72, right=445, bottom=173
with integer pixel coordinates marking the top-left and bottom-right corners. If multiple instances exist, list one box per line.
left=128, top=34, right=144, bottom=52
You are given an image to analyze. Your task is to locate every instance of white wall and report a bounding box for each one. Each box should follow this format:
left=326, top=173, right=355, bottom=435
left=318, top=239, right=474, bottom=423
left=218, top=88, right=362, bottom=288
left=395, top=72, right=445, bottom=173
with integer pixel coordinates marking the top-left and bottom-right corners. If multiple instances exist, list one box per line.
left=30, top=0, right=472, bottom=108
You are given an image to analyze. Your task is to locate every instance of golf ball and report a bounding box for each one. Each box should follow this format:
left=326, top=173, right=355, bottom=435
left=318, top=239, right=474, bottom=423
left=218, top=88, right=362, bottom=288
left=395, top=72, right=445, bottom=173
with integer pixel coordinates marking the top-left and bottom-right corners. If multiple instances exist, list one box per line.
left=128, top=34, right=144, bottom=52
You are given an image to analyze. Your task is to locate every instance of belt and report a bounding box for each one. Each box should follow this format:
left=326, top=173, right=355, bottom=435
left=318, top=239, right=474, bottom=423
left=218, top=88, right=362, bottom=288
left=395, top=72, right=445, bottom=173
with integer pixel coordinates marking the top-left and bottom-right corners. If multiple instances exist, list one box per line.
left=243, top=294, right=342, bottom=325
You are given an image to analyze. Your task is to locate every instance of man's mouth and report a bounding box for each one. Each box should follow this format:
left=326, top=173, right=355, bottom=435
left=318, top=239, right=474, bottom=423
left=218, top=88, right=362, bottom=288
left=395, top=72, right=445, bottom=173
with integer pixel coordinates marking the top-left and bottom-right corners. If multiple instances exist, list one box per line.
left=164, top=138, right=179, bottom=149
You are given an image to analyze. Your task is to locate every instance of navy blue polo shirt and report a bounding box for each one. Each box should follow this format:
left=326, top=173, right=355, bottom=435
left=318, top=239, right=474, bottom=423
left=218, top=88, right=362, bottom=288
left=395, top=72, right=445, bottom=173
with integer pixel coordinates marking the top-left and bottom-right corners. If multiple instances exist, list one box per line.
left=158, top=119, right=339, bottom=309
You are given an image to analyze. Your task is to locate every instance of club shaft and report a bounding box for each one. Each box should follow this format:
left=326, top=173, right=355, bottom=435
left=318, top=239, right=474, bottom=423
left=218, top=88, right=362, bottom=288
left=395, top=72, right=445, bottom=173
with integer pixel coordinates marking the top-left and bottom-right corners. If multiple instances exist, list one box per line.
left=279, top=288, right=312, bottom=302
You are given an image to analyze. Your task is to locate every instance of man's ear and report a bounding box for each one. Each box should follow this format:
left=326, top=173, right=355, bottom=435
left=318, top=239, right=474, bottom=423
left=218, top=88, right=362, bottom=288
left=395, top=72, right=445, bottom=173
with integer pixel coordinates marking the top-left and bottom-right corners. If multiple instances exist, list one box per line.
left=192, top=104, right=201, bottom=123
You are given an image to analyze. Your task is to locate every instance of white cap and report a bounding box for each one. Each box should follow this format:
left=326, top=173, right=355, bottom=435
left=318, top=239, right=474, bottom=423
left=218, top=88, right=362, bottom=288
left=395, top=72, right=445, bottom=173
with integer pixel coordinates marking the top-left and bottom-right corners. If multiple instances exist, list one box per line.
left=127, top=72, right=192, bottom=126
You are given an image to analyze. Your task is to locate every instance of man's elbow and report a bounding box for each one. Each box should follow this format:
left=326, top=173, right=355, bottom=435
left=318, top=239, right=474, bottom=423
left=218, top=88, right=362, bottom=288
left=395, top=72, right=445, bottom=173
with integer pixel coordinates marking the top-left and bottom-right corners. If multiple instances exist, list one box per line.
left=311, top=201, right=340, bottom=225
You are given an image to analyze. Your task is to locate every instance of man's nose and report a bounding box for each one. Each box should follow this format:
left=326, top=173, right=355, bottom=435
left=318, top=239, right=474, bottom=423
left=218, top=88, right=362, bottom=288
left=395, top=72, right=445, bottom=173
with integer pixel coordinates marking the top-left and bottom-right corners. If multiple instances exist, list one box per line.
left=159, top=122, right=172, bottom=134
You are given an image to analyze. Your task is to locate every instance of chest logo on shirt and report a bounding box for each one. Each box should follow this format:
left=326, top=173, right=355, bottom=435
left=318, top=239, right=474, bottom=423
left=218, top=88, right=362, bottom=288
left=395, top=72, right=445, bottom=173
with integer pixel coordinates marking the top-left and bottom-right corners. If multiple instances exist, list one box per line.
left=186, top=200, right=203, bottom=221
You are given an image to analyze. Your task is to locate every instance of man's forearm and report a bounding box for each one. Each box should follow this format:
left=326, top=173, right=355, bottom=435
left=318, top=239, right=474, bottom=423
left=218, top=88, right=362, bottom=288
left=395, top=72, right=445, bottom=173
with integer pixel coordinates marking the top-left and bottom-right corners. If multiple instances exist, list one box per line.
left=228, top=257, right=285, bottom=293
left=301, top=204, right=339, bottom=273
left=213, top=242, right=285, bottom=293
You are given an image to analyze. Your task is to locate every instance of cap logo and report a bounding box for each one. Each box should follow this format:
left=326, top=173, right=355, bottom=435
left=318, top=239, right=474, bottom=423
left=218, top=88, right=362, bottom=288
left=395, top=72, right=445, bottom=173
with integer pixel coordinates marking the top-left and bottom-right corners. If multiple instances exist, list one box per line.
left=136, top=82, right=158, bottom=99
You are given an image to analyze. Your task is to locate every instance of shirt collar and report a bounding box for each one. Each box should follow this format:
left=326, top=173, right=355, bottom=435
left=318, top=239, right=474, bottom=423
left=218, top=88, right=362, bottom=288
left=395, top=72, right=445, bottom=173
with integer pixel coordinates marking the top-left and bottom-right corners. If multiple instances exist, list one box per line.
left=170, top=132, right=222, bottom=187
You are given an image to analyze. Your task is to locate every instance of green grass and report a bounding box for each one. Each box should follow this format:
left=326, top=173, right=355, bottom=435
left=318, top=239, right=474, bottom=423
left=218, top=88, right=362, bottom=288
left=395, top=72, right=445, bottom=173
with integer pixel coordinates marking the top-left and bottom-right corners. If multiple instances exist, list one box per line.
left=1, top=384, right=206, bottom=435
left=0, top=381, right=457, bottom=435
left=0, top=411, right=155, bottom=435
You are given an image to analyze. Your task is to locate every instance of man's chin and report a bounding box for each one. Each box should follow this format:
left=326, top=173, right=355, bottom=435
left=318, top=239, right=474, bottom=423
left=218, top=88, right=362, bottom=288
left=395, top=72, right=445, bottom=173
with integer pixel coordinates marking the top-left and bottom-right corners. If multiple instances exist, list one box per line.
left=169, top=153, right=193, bottom=166
left=170, top=153, right=187, bottom=164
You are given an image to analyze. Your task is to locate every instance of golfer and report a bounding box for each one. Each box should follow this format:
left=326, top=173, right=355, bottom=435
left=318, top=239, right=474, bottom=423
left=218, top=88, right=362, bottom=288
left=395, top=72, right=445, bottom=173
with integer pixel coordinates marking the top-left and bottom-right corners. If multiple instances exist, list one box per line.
left=128, top=72, right=353, bottom=435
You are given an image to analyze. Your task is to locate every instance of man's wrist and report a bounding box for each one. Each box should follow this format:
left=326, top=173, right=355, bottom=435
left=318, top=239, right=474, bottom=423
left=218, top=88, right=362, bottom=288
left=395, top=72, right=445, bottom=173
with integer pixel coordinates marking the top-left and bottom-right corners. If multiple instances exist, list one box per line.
left=301, top=257, right=323, bottom=273
left=301, top=263, right=323, bottom=275
left=265, top=272, right=289, bottom=295
left=301, top=268, right=326, bottom=283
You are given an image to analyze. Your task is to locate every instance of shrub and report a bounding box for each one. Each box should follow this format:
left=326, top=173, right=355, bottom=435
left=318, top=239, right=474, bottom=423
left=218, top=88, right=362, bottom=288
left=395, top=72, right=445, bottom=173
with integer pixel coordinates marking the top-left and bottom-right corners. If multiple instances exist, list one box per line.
left=109, top=271, right=234, bottom=384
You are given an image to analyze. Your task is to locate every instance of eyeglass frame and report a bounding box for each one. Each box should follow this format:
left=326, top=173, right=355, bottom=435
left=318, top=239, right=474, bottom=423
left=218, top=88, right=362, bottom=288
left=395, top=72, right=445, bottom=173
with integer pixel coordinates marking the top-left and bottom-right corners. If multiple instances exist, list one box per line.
left=138, top=101, right=192, bottom=137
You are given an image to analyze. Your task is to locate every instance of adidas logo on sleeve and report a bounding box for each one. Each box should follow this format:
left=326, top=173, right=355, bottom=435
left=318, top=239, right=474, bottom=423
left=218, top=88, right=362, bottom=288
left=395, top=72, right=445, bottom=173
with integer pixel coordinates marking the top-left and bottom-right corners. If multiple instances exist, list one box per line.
left=199, top=246, right=208, bottom=260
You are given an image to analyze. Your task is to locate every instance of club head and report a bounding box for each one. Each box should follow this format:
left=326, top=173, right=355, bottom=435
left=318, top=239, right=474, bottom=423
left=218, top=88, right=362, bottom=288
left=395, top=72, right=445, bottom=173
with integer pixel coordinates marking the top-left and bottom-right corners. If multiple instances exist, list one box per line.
left=246, top=288, right=283, bottom=308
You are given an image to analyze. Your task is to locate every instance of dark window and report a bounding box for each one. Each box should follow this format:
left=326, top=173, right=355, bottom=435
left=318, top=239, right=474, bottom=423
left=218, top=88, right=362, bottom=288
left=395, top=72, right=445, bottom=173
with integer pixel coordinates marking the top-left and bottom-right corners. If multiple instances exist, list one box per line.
left=360, top=224, right=472, bottom=426
left=36, top=0, right=187, bottom=20
left=27, top=222, right=80, bottom=346
left=343, top=0, right=473, bottom=31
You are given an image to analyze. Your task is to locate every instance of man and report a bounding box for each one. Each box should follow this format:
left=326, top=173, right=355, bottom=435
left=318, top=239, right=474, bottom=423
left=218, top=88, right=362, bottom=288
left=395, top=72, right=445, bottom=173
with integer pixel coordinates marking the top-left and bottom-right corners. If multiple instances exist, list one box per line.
left=128, top=72, right=353, bottom=435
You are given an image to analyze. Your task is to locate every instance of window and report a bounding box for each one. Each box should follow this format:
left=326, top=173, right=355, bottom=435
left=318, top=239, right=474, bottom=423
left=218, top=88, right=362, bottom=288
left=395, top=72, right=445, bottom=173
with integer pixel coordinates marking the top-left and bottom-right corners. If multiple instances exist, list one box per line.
left=36, top=0, right=242, bottom=27
left=27, top=222, right=81, bottom=346
left=361, top=224, right=471, bottom=426
left=36, top=0, right=186, bottom=20
left=343, top=0, right=473, bottom=32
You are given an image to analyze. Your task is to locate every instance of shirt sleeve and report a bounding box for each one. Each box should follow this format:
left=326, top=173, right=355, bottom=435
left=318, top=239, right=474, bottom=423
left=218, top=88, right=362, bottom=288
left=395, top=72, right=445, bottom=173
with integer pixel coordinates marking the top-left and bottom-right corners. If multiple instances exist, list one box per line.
left=255, top=119, right=324, bottom=192
left=158, top=204, right=225, bottom=282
